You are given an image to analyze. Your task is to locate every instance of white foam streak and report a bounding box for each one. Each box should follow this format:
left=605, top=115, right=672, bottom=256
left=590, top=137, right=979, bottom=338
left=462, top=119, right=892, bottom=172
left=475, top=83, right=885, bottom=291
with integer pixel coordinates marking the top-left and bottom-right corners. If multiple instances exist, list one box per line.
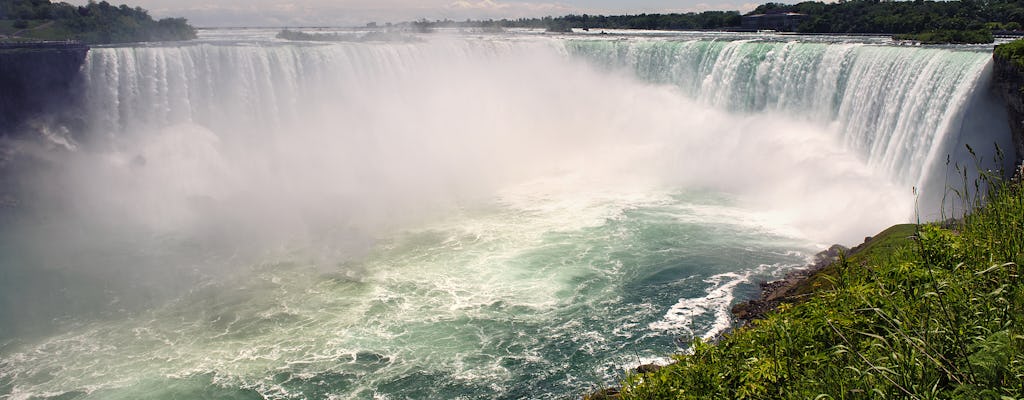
left=0, top=34, right=1004, bottom=399
left=650, top=263, right=788, bottom=340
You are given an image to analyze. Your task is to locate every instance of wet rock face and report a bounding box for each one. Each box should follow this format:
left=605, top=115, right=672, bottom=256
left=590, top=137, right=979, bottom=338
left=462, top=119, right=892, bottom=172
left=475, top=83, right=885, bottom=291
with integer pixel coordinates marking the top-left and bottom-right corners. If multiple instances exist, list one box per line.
left=0, top=44, right=88, bottom=136
left=992, top=54, right=1024, bottom=169
left=0, top=44, right=88, bottom=221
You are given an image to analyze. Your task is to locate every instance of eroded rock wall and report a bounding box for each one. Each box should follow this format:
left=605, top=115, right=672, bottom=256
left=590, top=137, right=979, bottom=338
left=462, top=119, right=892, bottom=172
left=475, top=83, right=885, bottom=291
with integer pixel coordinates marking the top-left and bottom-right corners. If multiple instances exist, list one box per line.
left=992, top=51, right=1024, bottom=170
left=0, top=43, right=88, bottom=135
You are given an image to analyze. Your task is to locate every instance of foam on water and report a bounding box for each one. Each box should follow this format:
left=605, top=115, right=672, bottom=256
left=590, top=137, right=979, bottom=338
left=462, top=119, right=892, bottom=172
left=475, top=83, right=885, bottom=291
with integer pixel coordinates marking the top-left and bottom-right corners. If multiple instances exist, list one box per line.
left=0, top=31, right=1008, bottom=398
left=650, top=263, right=792, bottom=340
left=0, top=180, right=814, bottom=399
left=565, top=38, right=1009, bottom=199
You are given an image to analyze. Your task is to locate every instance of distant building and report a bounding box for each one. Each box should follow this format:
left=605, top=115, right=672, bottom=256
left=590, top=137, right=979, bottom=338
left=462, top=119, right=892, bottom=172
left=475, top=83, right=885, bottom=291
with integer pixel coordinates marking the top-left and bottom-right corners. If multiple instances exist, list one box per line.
left=741, top=12, right=808, bottom=31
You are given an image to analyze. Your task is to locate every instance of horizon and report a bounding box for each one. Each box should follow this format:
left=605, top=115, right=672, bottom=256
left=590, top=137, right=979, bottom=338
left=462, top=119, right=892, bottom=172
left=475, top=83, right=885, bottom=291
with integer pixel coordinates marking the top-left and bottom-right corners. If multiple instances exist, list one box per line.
left=59, top=0, right=761, bottom=28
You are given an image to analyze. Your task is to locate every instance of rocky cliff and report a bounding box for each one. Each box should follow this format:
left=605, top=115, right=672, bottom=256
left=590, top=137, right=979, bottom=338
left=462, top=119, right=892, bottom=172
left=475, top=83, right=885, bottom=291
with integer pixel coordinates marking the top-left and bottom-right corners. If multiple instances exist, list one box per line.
left=0, top=43, right=88, bottom=136
left=992, top=48, right=1024, bottom=171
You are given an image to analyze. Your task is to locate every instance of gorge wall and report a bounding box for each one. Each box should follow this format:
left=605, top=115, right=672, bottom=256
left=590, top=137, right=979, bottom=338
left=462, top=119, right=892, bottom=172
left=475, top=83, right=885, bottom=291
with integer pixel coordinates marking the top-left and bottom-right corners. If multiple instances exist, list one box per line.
left=0, top=43, right=88, bottom=135
left=993, top=47, right=1024, bottom=170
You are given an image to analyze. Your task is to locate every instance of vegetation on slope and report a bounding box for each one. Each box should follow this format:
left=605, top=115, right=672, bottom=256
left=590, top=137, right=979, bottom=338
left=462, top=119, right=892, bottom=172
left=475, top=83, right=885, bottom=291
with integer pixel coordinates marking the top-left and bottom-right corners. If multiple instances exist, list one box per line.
left=997, top=38, right=1024, bottom=69
left=894, top=29, right=994, bottom=45
left=395, top=12, right=743, bottom=33
left=752, top=0, right=1020, bottom=36
left=0, top=0, right=195, bottom=44
left=615, top=167, right=1024, bottom=398
left=417, top=0, right=1024, bottom=43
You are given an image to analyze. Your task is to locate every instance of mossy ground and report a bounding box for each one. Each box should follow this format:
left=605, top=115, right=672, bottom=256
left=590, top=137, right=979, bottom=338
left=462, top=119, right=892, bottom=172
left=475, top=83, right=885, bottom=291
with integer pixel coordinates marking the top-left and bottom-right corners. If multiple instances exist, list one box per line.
left=790, top=223, right=918, bottom=298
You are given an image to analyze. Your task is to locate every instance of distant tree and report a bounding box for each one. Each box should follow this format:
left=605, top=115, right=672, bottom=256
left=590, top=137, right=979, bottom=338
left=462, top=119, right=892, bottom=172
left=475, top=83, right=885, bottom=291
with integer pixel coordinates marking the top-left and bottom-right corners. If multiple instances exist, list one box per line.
left=751, top=0, right=1024, bottom=37
left=0, top=0, right=196, bottom=43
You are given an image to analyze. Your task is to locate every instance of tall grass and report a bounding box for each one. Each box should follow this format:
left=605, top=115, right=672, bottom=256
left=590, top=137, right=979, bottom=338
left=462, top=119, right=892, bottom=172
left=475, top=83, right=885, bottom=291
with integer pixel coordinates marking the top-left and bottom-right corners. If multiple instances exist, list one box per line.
left=616, top=156, right=1024, bottom=399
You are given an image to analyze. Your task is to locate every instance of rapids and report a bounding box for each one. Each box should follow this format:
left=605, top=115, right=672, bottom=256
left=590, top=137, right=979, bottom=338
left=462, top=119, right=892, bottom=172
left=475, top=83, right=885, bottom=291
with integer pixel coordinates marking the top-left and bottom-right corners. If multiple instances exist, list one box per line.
left=0, top=30, right=1011, bottom=399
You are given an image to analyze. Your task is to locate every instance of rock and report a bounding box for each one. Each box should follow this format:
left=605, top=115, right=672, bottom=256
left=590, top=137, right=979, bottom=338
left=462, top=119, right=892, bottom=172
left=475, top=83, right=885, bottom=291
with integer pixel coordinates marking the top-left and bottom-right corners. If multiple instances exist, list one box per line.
left=585, top=387, right=620, bottom=399
left=732, top=243, right=849, bottom=327
left=0, top=43, right=89, bottom=136
left=635, top=364, right=662, bottom=374
left=812, top=244, right=848, bottom=269
left=992, top=51, right=1024, bottom=168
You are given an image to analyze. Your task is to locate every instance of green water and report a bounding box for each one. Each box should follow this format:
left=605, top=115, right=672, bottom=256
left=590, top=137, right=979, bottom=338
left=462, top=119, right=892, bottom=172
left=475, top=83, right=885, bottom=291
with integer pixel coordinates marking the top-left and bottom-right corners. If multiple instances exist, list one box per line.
left=3, top=31, right=997, bottom=399
left=0, top=187, right=814, bottom=399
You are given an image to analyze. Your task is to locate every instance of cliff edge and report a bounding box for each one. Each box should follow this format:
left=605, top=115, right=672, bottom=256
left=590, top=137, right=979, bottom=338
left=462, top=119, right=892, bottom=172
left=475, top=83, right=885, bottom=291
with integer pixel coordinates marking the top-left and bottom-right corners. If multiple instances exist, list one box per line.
left=993, top=41, right=1024, bottom=170
left=0, top=42, right=88, bottom=135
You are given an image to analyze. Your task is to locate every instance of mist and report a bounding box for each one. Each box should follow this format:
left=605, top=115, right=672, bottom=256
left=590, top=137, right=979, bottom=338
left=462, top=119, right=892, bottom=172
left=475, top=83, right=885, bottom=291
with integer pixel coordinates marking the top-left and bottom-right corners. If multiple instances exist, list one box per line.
left=0, top=37, right=951, bottom=339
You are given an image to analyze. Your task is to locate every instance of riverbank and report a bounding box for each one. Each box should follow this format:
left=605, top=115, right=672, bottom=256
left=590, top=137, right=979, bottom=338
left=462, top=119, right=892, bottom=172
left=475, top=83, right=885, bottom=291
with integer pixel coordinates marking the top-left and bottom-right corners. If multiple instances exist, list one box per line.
left=584, top=224, right=919, bottom=399
left=609, top=170, right=1024, bottom=398
left=583, top=39, right=1024, bottom=400
left=732, top=224, right=917, bottom=326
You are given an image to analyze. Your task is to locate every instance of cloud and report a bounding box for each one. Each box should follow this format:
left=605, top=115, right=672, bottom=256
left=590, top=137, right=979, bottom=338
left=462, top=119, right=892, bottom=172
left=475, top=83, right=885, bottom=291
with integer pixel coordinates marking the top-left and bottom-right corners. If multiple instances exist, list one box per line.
left=445, top=0, right=573, bottom=19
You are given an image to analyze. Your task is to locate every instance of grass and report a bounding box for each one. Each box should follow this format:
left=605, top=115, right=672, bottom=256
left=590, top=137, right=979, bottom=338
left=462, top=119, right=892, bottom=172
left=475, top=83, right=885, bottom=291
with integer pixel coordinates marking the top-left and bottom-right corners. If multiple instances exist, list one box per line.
left=788, top=224, right=918, bottom=299
left=614, top=166, right=1024, bottom=398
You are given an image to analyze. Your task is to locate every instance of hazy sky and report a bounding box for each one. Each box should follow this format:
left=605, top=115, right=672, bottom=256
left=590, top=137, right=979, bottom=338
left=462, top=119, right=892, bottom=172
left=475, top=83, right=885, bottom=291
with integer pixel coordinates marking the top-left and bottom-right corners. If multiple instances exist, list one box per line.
left=64, top=0, right=761, bottom=27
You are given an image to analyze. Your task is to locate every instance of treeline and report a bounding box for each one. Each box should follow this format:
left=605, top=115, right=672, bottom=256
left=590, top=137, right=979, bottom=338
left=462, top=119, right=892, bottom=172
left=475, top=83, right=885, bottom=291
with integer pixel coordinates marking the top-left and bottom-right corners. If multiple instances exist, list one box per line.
left=421, top=0, right=1024, bottom=41
left=403, top=12, right=742, bottom=33
left=0, top=0, right=195, bottom=44
left=753, top=0, right=1024, bottom=34
left=535, top=12, right=742, bottom=31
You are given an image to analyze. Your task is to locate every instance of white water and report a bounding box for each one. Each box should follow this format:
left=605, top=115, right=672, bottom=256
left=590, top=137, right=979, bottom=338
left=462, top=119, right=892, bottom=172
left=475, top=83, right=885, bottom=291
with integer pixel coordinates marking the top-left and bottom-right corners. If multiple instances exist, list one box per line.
left=566, top=39, right=1008, bottom=191
left=0, top=31, right=1010, bottom=399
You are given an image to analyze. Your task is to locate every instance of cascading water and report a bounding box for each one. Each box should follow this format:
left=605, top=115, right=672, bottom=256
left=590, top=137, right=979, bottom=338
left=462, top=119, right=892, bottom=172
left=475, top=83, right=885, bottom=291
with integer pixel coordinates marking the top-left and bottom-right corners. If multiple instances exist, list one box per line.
left=565, top=39, right=1009, bottom=191
left=0, top=31, right=1011, bottom=399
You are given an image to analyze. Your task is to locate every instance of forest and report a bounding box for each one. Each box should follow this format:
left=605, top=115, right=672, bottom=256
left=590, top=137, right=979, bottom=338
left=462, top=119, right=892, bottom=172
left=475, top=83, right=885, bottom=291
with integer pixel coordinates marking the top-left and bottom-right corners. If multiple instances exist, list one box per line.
left=416, top=0, right=1024, bottom=42
left=0, top=0, right=195, bottom=44
left=752, top=0, right=1022, bottom=34
left=401, top=12, right=742, bottom=33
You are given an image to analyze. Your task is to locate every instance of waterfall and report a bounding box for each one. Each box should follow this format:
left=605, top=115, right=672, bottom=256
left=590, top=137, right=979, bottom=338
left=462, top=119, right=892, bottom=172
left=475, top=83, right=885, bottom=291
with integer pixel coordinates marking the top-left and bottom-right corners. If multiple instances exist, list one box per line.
left=79, top=40, right=558, bottom=143
left=564, top=39, right=1005, bottom=191
left=1, top=32, right=1016, bottom=400
left=78, top=38, right=1009, bottom=202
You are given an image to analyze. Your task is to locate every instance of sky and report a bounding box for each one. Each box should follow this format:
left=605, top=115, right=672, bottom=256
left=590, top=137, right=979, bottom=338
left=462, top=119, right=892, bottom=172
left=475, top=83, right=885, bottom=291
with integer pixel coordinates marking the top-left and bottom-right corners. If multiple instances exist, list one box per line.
left=63, top=0, right=761, bottom=28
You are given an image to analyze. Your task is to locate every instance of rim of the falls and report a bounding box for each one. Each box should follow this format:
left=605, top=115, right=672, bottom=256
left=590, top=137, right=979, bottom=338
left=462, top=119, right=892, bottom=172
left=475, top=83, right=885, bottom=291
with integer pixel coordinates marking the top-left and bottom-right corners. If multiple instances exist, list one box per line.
left=0, top=29, right=996, bottom=254
left=81, top=30, right=1005, bottom=197
left=0, top=28, right=1014, bottom=400
left=560, top=37, right=1001, bottom=191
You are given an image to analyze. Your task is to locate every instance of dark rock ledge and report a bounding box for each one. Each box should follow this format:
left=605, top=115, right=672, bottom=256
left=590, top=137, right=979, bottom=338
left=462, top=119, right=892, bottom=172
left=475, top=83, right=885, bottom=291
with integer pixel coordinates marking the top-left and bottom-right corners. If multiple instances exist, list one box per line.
left=731, top=243, right=849, bottom=326
left=993, top=46, right=1024, bottom=174
left=581, top=228, right=909, bottom=399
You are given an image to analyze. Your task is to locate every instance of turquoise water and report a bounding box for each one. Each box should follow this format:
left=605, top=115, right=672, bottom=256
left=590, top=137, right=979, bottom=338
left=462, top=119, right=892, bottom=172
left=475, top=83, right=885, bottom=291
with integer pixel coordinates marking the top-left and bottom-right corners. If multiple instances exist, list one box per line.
left=0, top=30, right=1000, bottom=398
left=1, top=186, right=813, bottom=399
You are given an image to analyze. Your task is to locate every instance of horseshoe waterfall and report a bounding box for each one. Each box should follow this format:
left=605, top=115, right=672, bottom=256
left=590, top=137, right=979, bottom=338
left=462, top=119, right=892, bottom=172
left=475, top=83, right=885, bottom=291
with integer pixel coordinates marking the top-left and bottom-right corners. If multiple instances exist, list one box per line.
left=0, top=32, right=1013, bottom=399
